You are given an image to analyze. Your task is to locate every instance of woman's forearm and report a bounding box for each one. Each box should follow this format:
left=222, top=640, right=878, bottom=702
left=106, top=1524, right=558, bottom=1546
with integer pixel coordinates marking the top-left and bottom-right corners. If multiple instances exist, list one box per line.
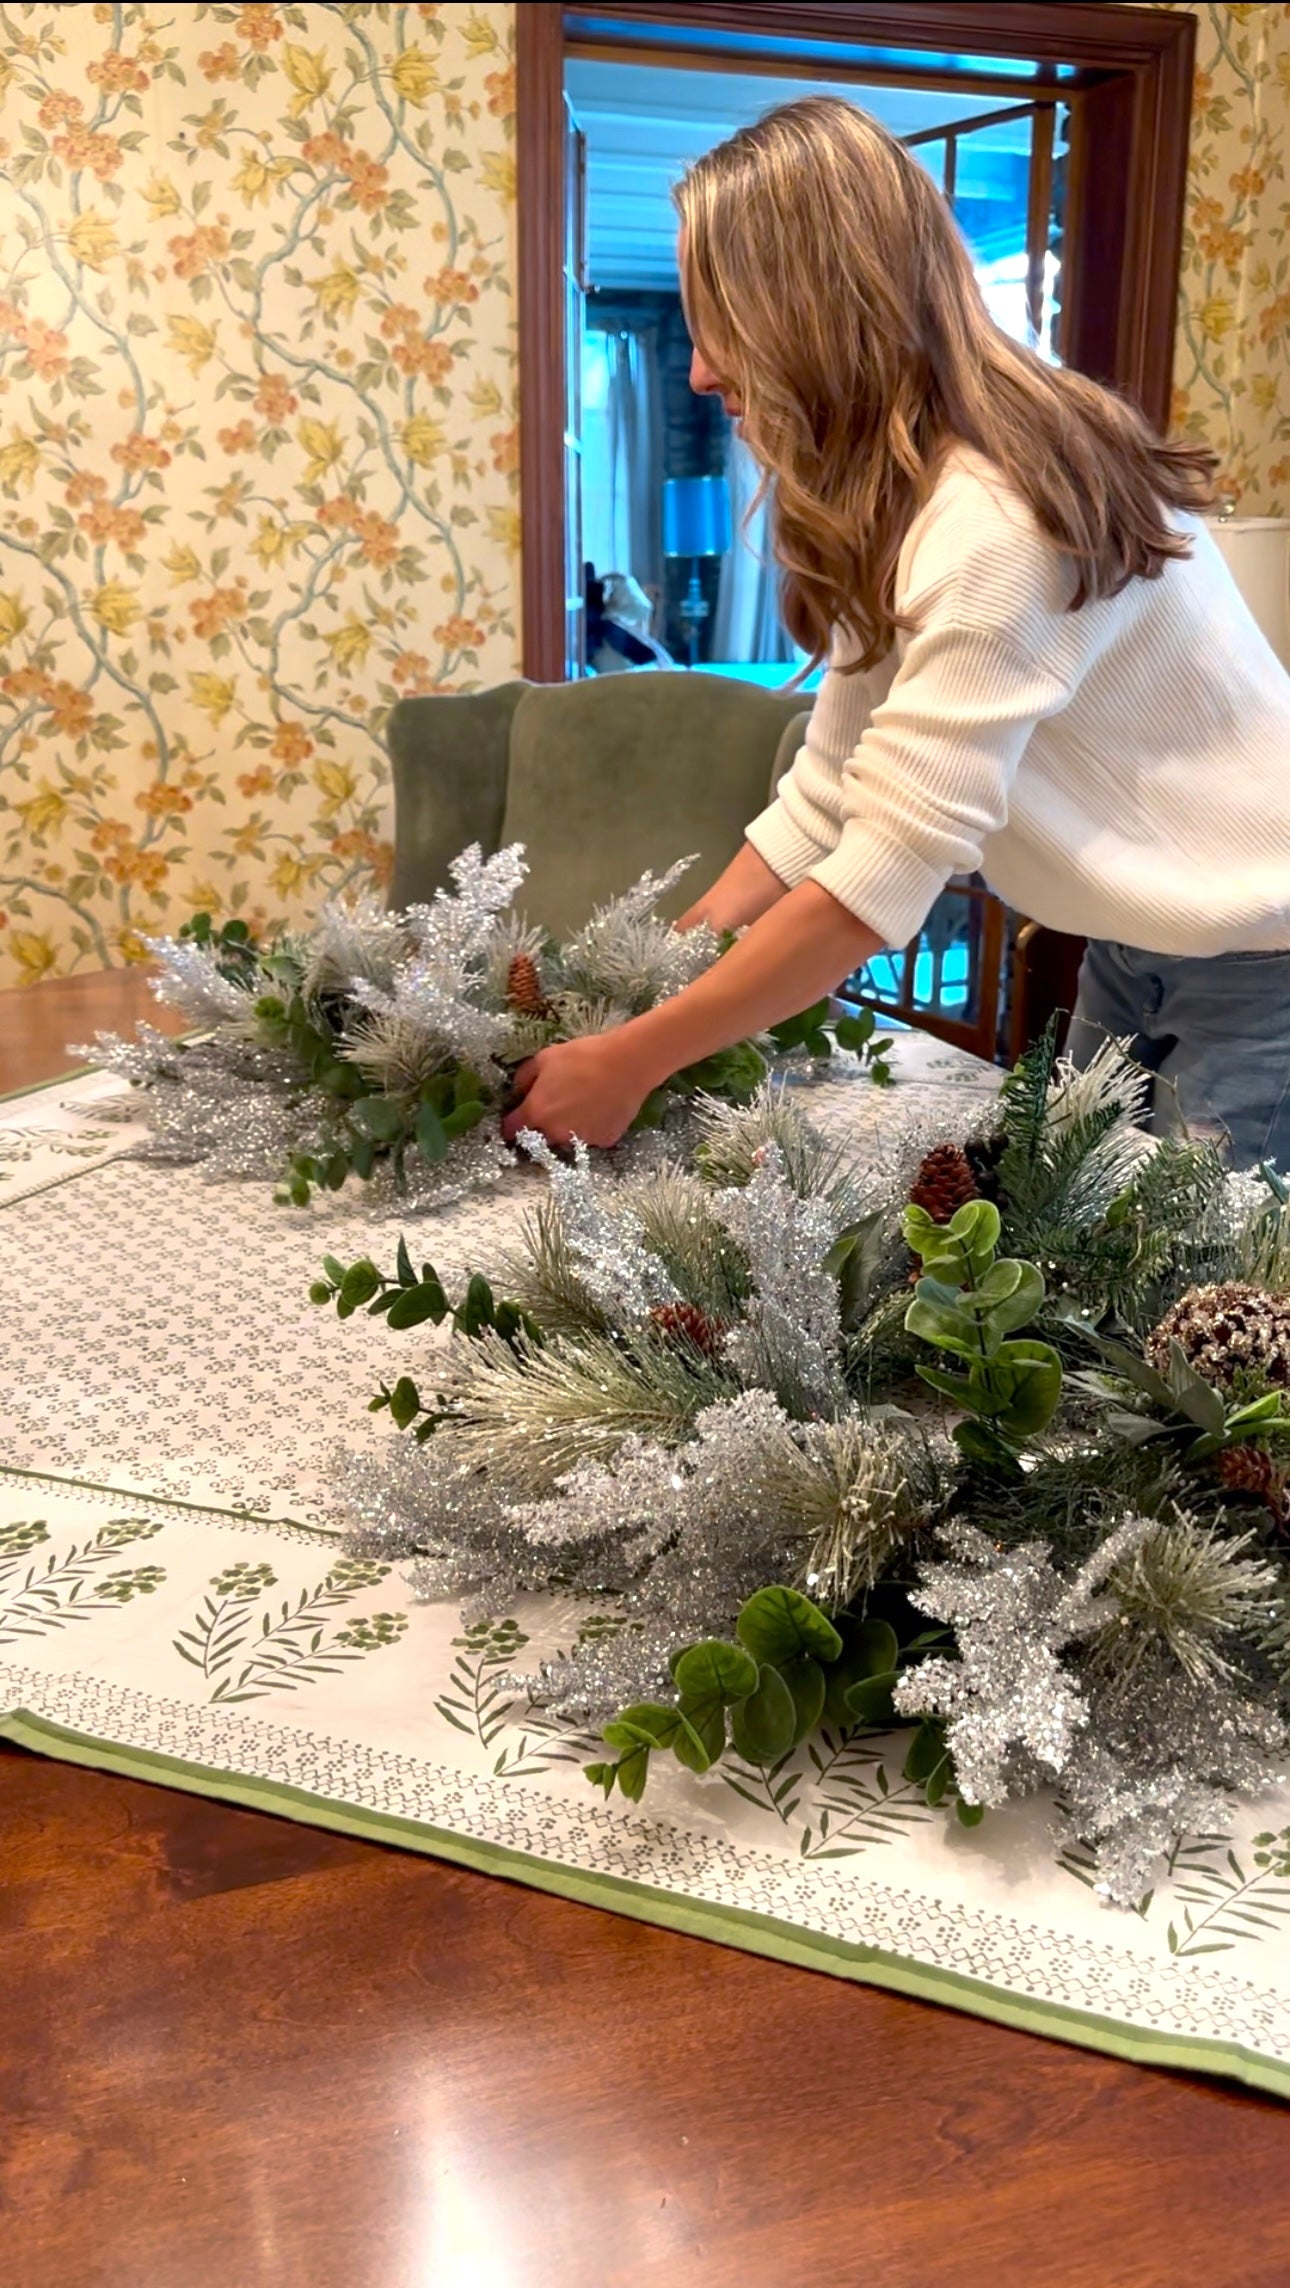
left=676, top=839, right=790, bottom=933
left=630, top=880, right=883, bottom=1088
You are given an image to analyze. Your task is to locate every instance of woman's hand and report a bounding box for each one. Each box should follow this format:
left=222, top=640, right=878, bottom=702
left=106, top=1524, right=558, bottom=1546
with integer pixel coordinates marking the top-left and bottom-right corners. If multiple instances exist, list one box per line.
left=501, top=1031, right=657, bottom=1151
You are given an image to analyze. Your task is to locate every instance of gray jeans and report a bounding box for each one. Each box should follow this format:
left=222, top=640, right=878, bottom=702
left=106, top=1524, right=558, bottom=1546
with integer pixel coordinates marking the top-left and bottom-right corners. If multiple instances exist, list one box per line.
left=1066, top=939, right=1290, bottom=1172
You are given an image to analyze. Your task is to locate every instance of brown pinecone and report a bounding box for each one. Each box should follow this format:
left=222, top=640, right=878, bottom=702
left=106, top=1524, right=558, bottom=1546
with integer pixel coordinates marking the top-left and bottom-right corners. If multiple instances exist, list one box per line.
left=1147, top=1282, right=1290, bottom=1393
left=1218, top=1445, right=1280, bottom=1500
left=506, top=950, right=550, bottom=1019
left=909, top=1142, right=979, bottom=1224
left=649, top=1301, right=724, bottom=1359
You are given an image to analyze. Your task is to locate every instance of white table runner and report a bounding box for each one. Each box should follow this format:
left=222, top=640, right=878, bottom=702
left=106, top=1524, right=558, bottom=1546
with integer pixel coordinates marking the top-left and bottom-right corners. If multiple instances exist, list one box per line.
left=5, top=1040, right=1289, bottom=2099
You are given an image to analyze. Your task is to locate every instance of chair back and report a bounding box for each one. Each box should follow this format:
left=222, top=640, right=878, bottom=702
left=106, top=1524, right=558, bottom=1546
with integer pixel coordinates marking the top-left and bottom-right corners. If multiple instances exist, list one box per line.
left=388, top=675, right=808, bottom=933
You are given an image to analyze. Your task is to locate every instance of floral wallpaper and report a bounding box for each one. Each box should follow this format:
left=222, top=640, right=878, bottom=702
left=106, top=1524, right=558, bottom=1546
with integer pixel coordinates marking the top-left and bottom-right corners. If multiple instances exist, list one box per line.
left=1, top=3, right=1288, bottom=987
left=0, top=1, right=518, bottom=989
left=1168, top=2, right=1290, bottom=509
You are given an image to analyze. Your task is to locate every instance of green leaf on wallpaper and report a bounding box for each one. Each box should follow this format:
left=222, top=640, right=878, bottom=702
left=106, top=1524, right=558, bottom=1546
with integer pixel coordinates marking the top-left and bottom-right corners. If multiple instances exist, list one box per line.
left=442, top=148, right=471, bottom=172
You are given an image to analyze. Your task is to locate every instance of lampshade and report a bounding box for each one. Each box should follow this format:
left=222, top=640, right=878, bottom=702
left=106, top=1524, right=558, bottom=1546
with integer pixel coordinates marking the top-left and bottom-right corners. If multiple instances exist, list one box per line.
left=1208, top=515, right=1290, bottom=670
left=662, top=475, right=732, bottom=560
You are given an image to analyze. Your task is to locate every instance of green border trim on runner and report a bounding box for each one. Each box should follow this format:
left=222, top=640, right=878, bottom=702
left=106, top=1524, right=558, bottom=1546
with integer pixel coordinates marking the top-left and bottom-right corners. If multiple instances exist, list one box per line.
left=2, top=1702, right=1287, bottom=2104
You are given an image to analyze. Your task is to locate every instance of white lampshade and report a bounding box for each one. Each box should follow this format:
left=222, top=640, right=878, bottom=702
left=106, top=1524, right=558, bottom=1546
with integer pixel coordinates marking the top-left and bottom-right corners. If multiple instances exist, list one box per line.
left=1208, top=515, right=1290, bottom=669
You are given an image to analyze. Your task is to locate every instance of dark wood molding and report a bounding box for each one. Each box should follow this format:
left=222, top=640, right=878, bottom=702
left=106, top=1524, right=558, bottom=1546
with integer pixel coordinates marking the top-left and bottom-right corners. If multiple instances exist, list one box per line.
left=567, top=2, right=1190, bottom=71
left=516, top=3, right=567, bottom=681
left=518, top=3, right=1198, bottom=677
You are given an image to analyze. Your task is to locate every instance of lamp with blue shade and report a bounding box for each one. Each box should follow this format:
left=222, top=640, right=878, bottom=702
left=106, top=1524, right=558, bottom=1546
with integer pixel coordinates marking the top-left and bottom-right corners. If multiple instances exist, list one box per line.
left=663, top=475, right=732, bottom=667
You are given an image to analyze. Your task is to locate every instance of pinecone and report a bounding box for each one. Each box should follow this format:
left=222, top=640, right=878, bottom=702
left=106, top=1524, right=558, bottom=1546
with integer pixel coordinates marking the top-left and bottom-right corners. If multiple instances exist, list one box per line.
left=649, top=1301, right=724, bottom=1359
left=1147, top=1281, right=1290, bottom=1393
left=1218, top=1445, right=1281, bottom=1501
left=506, top=950, right=550, bottom=1019
left=908, top=1142, right=979, bottom=1224
left=964, top=1130, right=1009, bottom=1207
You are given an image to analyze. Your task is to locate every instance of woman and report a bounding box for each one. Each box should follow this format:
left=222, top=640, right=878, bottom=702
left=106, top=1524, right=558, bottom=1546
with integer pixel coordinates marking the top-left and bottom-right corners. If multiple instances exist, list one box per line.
left=504, top=98, right=1290, bottom=1169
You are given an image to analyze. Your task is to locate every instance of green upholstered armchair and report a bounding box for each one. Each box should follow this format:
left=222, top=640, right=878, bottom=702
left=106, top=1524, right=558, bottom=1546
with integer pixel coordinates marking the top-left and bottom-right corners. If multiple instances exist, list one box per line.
left=386, top=674, right=811, bottom=936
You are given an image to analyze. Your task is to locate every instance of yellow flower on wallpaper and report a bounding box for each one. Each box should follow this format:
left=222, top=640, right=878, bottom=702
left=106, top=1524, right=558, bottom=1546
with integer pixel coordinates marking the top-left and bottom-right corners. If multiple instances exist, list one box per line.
left=66, top=210, right=119, bottom=270
left=0, top=590, right=28, bottom=641
left=0, top=1, right=518, bottom=988
left=296, top=416, right=345, bottom=486
left=308, top=259, right=362, bottom=323
left=462, top=10, right=501, bottom=57
left=479, top=150, right=516, bottom=200
left=8, top=929, right=56, bottom=982
left=231, top=149, right=298, bottom=206
left=167, top=314, right=219, bottom=374
left=14, top=783, right=67, bottom=839
left=401, top=413, right=448, bottom=467
left=389, top=46, right=439, bottom=105
left=324, top=617, right=374, bottom=674
left=188, top=672, right=238, bottom=727
left=281, top=42, right=333, bottom=117
left=0, top=431, right=38, bottom=497
left=162, top=543, right=202, bottom=587
left=142, top=173, right=183, bottom=218
left=1198, top=293, right=1237, bottom=341
left=314, top=757, right=358, bottom=815
left=89, top=581, right=142, bottom=637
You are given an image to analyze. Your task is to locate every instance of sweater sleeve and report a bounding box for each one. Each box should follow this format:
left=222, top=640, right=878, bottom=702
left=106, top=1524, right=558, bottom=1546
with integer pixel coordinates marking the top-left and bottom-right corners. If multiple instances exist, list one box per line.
left=744, top=650, right=899, bottom=890
left=808, top=621, right=1072, bottom=946
left=751, top=457, right=1085, bottom=947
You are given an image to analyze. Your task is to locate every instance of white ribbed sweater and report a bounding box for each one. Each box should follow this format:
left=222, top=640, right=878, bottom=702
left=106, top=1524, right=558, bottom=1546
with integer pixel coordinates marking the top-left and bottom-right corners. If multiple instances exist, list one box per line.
left=746, top=447, right=1290, bottom=955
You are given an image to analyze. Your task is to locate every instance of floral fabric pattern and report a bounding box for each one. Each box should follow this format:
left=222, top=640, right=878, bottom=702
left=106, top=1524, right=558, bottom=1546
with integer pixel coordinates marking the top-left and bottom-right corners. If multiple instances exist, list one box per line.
left=1165, top=2, right=1290, bottom=505
left=0, top=2, right=518, bottom=989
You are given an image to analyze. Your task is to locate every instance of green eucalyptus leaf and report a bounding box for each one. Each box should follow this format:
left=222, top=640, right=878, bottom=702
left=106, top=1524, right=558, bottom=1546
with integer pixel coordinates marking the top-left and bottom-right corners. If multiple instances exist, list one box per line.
left=834, top=1009, right=875, bottom=1053
left=730, top=1663, right=797, bottom=1764
left=735, top=1585, right=842, bottom=1668
left=388, top=1376, right=422, bottom=1430
left=458, top=1273, right=496, bottom=1337
left=905, top=1295, right=981, bottom=1360
left=947, top=1197, right=1001, bottom=1254
left=338, top=1259, right=382, bottom=1311
left=672, top=1638, right=759, bottom=1713
left=352, top=1095, right=404, bottom=1143
left=953, top=1419, right=1027, bottom=1474
left=415, top=1100, right=448, bottom=1163
left=916, top=1362, right=975, bottom=1405
left=822, top=1615, right=900, bottom=1727
left=903, top=1718, right=947, bottom=1785
left=395, top=1236, right=417, bottom=1288
left=843, top=1669, right=900, bottom=1725
left=955, top=1796, right=985, bottom=1828
left=385, top=1278, right=448, bottom=1331
left=671, top=1702, right=726, bottom=1773
left=776, top=1651, right=826, bottom=1744
left=349, top=1137, right=377, bottom=1181
left=986, top=1338, right=1064, bottom=1435
left=442, top=1099, right=486, bottom=1139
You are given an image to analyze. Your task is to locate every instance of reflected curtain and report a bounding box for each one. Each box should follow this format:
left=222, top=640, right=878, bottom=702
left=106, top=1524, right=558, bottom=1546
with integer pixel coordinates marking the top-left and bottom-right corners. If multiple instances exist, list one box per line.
left=711, top=431, right=795, bottom=665
left=603, top=328, right=664, bottom=607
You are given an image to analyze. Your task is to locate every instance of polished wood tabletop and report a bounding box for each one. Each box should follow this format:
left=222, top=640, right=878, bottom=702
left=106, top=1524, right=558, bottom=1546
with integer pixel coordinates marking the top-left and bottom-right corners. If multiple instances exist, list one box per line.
left=2, top=971, right=1287, bottom=2288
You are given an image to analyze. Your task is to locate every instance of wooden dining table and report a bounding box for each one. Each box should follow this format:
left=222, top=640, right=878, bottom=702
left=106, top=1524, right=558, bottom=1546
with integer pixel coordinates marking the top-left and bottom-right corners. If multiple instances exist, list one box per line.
left=2, top=968, right=1288, bottom=2288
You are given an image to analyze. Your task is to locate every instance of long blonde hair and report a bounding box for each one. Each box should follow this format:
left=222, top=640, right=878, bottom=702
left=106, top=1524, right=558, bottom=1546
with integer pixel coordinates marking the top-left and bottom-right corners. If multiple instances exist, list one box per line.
left=675, top=97, right=1216, bottom=669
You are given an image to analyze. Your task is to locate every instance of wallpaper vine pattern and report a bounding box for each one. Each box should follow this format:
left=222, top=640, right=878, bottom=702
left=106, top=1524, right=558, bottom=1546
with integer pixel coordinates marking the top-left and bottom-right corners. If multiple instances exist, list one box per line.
left=1168, top=1, right=1290, bottom=510
left=0, top=2, right=519, bottom=988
